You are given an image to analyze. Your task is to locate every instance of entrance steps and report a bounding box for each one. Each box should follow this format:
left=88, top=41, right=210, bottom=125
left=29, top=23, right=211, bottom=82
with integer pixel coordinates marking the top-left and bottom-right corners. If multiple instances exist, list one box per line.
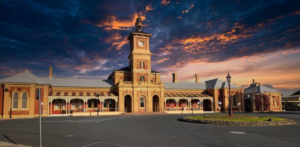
left=121, top=112, right=167, bottom=115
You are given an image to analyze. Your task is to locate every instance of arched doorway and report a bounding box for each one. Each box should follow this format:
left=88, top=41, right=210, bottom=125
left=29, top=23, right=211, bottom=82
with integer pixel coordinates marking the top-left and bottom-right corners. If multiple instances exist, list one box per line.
left=104, top=99, right=116, bottom=111
left=124, top=95, right=132, bottom=113
left=70, top=99, right=84, bottom=113
left=152, top=95, right=159, bottom=112
left=52, top=99, right=66, bottom=114
left=203, top=99, right=212, bottom=111
left=245, top=99, right=251, bottom=112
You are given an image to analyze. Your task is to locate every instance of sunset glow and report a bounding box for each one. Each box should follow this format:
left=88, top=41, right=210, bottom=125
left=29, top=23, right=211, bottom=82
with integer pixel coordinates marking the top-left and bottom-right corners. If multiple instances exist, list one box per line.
left=0, top=0, right=299, bottom=95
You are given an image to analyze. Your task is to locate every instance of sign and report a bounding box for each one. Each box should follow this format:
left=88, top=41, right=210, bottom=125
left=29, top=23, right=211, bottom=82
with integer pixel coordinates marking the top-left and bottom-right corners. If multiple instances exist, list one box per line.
left=197, top=102, right=200, bottom=104
left=218, top=102, right=222, bottom=104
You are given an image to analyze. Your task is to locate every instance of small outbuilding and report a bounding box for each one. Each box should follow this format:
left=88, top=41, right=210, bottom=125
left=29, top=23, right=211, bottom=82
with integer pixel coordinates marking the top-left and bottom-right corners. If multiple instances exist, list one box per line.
left=244, top=79, right=282, bottom=112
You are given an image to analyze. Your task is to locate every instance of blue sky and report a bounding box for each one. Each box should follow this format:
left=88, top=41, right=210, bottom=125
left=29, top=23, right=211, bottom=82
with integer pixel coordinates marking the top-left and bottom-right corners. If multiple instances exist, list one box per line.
left=0, top=0, right=299, bottom=95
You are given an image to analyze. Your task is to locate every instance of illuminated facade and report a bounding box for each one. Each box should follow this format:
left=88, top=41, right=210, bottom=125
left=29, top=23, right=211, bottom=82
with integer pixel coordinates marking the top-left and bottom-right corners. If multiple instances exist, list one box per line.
left=0, top=14, right=245, bottom=118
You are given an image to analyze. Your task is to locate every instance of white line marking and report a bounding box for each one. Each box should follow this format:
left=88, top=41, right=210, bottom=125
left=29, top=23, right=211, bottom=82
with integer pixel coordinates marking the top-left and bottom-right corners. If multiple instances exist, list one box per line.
left=229, top=131, right=246, bottom=134
left=82, top=141, right=128, bottom=147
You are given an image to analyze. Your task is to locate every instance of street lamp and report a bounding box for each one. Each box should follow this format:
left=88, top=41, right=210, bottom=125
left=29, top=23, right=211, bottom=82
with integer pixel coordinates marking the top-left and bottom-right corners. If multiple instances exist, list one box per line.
left=226, top=72, right=233, bottom=117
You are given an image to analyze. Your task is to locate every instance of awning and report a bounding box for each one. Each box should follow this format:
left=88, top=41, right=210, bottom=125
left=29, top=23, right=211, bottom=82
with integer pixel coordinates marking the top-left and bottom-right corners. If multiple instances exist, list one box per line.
left=164, top=93, right=211, bottom=97
left=49, top=92, right=117, bottom=97
left=282, top=95, right=300, bottom=102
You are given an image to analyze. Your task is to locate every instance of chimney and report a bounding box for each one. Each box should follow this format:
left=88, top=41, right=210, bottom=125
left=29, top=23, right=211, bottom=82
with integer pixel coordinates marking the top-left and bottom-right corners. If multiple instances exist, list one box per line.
left=252, top=79, right=256, bottom=84
left=49, top=67, right=53, bottom=79
left=172, top=73, right=177, bottom=83
left=195, top=74, right=199, bottom=83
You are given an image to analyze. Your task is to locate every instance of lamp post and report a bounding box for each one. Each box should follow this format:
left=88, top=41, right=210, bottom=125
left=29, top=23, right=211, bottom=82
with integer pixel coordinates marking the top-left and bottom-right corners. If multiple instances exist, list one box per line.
left=226, top=72, right=233, bottom=117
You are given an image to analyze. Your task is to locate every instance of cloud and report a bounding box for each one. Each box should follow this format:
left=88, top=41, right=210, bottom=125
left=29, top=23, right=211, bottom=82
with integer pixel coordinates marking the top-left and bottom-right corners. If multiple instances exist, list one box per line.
left=146, top=4, right=154, bottom=11
left=161, top=0, right=170, bottom=5
left=104, top=33, right=128, bottom=50
left=95, top=13, right=146, bottom=30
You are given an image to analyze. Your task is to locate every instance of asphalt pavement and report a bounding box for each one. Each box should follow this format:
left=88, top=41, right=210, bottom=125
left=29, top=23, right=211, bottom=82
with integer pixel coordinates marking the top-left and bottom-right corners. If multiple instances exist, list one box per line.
left=0, top=113, right=300, bottom=147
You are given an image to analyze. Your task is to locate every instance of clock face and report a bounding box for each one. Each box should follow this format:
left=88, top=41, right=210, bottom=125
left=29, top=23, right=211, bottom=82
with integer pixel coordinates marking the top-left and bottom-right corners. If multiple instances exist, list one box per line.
left=138, top=40, right=144, bottom=47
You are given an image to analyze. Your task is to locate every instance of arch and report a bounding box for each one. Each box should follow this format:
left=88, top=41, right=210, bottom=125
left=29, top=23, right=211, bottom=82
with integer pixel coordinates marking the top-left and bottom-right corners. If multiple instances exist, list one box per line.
left=52, top=99, right=67, bottom=114
left=87, top=99, right=100, bottom=112
left=124, top=95, right=132, bottom=113
left=104, top=98, right=116, bottom=111
left=22, top=93, right=27, bottom=109
left=152, top=95, right=159, bottom=112
left=203, top=99, right=212, bottom=111
left=70, top=99, right=84, bottom=113
left=13, top=92, right=18, bottom=109
left=166, top=99, right=176, bottom=108
left=179, top=99, right=188, bottom=108
left=191, top=99, right=200, bottom=109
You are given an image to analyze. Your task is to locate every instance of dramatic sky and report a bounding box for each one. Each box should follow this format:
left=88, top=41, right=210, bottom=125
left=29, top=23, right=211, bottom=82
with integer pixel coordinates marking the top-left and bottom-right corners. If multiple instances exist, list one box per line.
left=0, top=0, right=300, bottom=95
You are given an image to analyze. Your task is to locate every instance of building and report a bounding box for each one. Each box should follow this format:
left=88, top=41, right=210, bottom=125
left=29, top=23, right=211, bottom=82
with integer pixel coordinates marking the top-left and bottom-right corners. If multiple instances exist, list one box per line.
left=244, top=79, right=282, bottom=112
left=282, top=90, right=300, bottom=111
left=0, top=14, right=244, bottom=118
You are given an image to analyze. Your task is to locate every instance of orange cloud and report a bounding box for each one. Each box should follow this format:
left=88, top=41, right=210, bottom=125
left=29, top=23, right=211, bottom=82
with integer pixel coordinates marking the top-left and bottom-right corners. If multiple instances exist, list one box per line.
left=96, top=14, right=146, bottom=30
left=190, top=4, right=194, bottom=10
left=104, top=33, right=128, bottom=50
left=157, top=58, right=169, bottom=63
left=146, top=4, right=154, bottom=11
left=161, top=0, right=170, bottom=5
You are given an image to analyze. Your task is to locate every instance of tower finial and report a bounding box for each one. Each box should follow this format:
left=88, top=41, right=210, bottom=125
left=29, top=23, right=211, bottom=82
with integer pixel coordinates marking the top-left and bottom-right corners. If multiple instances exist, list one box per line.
left=135, top=10, right=143, bottom=32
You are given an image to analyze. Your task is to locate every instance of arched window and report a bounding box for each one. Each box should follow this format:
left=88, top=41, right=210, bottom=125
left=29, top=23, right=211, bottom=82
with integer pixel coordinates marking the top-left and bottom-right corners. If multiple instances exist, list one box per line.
left=140, top=97, right=144, bottom=107
left=13, top=93, right=18, bottom=109
left=22, top=93, right=27, bottom=109
left=233, top=95, right=237, bottom=107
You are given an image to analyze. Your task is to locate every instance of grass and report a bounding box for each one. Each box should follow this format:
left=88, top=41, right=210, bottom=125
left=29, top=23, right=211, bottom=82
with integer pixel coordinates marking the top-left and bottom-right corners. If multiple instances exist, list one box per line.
left=185, top=114, right=288, bottom=122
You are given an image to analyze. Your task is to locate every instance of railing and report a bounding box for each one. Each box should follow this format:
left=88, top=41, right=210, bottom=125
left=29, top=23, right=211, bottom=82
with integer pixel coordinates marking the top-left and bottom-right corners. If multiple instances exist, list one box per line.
left=164, top=107, right=203, bottom=111
left=122, top=81, right=133, bottom=84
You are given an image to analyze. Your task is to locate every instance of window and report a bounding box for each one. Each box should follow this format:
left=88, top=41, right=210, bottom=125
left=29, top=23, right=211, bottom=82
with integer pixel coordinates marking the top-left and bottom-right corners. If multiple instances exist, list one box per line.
left=143, top=62, right=145, bottom=69
left=13, top=93, right=18, bottom=109
left=233, top=95, right=237, bottom=107
left=104, top=100, right=106, bottom=108
left=22, top=93, right=27, bottom=109
left=140, top=97, right=144, bottom=107
left=139, top=62, right=142, bottom=69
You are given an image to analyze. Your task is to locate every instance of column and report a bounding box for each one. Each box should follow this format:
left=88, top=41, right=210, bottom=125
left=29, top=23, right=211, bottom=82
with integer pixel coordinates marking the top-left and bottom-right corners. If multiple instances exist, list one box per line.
left=241, top=91, right=245, bottom=112
left=119, top=95, right=124, bottom=112
left=3, top=87, right=10, bottom=118
left=252, top=93, right=255, bottom=112
left=261, top=95, right=264, bottom=112
left=213, top=89, right=218, bottom=112
left=269, top=94, right=273, bottom=112
left=29, top=84, right=36, bottom=117
left=43, top=85, right=49, bottom=116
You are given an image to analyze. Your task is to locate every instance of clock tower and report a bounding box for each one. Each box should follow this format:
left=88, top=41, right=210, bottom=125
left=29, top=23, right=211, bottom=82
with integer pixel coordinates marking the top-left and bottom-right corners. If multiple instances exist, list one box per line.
left=127, top=13, right=153, bottom=85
